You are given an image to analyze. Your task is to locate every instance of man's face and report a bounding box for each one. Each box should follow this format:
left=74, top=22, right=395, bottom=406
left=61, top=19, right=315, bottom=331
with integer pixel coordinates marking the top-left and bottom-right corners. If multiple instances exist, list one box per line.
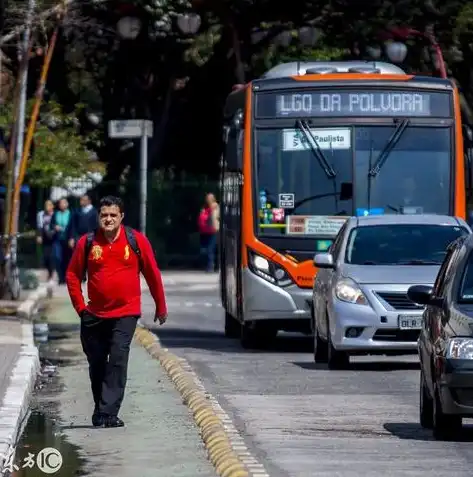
left=99, top=205, right=123, bottom=233
left=80, top=196, right=89, bottom=208
left=58, top=199, right=68, bottom=210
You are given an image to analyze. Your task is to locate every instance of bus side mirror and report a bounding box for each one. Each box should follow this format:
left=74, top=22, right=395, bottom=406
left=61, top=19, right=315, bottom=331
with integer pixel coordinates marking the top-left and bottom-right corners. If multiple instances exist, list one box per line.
left=340, top=182, right=353, bottom=201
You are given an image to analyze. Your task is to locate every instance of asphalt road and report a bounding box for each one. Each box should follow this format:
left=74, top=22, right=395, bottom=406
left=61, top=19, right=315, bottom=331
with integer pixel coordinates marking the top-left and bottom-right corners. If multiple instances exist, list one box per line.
left=142, top=272, right=473, bottom=477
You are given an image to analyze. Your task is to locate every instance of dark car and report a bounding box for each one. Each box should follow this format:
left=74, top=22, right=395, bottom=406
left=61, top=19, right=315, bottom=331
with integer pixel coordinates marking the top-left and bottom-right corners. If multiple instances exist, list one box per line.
left=408, top=232, right=473, bottom=440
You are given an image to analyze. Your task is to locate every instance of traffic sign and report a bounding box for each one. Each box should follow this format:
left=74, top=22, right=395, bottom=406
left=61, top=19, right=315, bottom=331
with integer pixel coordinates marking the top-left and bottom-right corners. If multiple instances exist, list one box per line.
left=108, top=119, right=153, bottom=139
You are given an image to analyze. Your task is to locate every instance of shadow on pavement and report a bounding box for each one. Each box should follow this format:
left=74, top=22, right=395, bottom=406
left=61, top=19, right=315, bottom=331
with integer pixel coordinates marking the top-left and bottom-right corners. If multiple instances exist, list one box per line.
left=153, top=327, right=313, bottom=353
left=292, top=359, right=419, bottom=372
left=384, top=422, right=473, bottom=442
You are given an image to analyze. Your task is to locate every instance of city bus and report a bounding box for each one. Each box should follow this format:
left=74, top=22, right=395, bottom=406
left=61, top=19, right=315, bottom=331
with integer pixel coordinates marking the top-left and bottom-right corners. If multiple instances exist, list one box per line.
left=219, top=60, right=472, bottom=349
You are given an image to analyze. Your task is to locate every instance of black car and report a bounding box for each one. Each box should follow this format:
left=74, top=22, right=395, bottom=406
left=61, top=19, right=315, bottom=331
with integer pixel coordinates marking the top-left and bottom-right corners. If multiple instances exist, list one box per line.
left=408, top=233, right=473, bottom=440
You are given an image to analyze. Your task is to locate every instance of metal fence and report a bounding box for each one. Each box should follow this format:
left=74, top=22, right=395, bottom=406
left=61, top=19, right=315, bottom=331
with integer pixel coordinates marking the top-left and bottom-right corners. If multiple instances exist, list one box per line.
left=17, top=177, right=221, bottom=270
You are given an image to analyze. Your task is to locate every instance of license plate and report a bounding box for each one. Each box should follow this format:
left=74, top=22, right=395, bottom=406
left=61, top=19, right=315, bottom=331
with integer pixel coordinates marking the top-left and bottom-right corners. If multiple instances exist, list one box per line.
left=398, top=315, right=422, bottom=330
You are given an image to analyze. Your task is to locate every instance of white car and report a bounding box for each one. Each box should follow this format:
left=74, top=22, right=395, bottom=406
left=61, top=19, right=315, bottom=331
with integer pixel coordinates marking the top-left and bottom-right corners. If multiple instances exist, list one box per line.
left=311, top=214, right=471, bottom=370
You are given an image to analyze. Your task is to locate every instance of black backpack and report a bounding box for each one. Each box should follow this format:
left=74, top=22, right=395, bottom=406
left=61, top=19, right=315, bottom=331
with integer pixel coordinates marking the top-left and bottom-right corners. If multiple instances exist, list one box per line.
left=83, top=226, right=142, bottom=279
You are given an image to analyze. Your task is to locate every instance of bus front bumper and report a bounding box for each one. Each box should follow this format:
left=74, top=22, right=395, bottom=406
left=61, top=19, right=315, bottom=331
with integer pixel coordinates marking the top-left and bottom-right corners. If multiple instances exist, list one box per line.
left=242, top=269, right=312, bottom=322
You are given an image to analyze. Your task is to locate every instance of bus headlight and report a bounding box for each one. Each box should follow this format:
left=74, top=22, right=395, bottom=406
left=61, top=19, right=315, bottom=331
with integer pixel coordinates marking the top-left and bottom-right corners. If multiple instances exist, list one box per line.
left=447, top=338, right=473, bottom=359
left=335, top=278, right=368, bottom=305
left=248, top=250, right=293, bottom=287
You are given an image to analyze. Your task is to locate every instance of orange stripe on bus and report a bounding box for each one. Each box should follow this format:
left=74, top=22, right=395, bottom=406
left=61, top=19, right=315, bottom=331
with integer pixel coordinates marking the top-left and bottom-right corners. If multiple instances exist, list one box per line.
left=453, top=83, right=466, bottom=218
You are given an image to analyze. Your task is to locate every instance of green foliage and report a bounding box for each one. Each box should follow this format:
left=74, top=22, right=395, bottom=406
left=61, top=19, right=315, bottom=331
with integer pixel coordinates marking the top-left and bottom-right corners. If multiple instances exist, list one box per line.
left=0, top=100, right=104, bottom=187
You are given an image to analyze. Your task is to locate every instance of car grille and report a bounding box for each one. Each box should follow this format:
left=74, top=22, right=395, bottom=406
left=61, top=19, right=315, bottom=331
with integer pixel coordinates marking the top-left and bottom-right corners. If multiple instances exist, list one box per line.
left=373, top=329, right=420, bottom=342
left=375, top=292, right=424, bottom=311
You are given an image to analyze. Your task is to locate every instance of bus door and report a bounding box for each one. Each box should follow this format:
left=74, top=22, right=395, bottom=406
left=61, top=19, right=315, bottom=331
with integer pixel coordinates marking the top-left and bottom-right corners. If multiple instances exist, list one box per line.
left=220, top=110, right=244, bottom=318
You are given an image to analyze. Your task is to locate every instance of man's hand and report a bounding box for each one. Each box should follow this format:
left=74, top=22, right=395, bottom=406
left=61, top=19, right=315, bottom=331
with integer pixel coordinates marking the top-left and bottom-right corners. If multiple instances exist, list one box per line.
left=36, top=236, right=42, bottom=245
left=68, top=238, right=75, bottom=249
left=154, top=314, right=167, bottom=325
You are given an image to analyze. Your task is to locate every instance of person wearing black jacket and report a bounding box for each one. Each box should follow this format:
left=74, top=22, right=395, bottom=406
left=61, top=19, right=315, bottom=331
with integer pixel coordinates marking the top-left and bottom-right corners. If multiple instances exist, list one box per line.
left=36, top=199, right=55, bottom=280
left=70, top=194, right=99, bottom=247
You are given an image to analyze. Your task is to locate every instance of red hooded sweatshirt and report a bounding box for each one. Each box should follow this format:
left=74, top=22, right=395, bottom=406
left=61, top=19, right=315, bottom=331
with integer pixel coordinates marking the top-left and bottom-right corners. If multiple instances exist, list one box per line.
left=66, top=225, right=167, bottom=319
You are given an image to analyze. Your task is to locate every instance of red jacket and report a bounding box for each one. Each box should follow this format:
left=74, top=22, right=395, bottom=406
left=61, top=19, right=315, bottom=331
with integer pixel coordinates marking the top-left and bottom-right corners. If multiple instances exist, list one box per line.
left=198, top=207, right=215, bottom=234
left=65, top=225, right=167, bottom=319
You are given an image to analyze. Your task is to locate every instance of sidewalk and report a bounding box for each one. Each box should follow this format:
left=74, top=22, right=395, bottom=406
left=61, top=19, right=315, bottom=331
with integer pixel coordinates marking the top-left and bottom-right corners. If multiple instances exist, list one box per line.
left=45, top=287, right=216, bottom=477
left=0, top=272, right=52, bottom=473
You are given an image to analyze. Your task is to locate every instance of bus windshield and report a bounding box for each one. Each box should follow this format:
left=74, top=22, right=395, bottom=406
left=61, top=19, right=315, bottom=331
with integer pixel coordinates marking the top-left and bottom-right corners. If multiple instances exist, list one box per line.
left=355, top=125, right=451, bottom=216
left=255, top=125, right=452, bottom=237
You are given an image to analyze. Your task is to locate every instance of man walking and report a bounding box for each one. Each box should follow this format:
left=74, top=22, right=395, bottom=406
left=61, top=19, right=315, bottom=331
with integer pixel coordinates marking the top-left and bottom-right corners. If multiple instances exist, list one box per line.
left=65, top=196, right=167, bottom=428
left=70, top=194, right=99, bottom=248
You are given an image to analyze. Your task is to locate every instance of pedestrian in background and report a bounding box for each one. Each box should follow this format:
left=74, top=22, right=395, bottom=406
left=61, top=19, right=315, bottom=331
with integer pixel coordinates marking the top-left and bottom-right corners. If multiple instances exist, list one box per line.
left=51, top=197, right=73, bottom=284
left=70, top=194, right=99, bottom=248
left=36, top=199, right=55, bottom=281
left=65, top=195, right=167, bottom=428
left=198, top=193, right=220, bottom=272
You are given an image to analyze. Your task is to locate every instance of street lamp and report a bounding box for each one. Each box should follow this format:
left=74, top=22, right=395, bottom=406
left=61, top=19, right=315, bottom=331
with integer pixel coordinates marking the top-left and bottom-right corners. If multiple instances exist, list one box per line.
left=386, top=27, right=447, bottom=78
left=116, top=16, right=142, bottom=40
left=275, top=31, right=292, bottom=47
left=176, top=13, right=201, bottom=35
left=385, top=41, right=408, bottom=63
left=250, top=29, right=265, bottom=45
left=298, top=26, right=318, bottom=46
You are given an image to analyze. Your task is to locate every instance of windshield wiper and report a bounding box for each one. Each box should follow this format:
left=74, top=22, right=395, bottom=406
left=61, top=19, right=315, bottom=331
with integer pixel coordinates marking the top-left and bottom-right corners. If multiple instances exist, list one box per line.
left=396, top=259, right=440, bottom=265
left=295, top=120, right=336, bottom=178
left=368, top=119, right=410, bottom=177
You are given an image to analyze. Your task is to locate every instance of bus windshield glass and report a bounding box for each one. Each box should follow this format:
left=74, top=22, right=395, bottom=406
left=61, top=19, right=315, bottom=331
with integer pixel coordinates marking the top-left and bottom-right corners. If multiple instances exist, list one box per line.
left=255, top=127, right=353, bottom=238
left=355, top=125, right=451, bottom=216
left=255, top=125, right=452, bottom=237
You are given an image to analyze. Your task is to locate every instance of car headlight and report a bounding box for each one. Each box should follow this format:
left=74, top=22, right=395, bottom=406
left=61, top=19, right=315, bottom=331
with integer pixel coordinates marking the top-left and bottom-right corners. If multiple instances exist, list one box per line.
left=335, top=278, right=368, bottom=305
left=447, top=338, right=473, bottom=359
left=248, top=250, right=293, bottom=287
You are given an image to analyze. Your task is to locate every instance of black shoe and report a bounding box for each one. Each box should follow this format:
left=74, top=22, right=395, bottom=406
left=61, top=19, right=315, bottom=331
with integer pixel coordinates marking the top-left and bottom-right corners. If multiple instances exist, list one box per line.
left=103, top=416, right=124, bottom=428
left=92, top=412, right=105, bottom=427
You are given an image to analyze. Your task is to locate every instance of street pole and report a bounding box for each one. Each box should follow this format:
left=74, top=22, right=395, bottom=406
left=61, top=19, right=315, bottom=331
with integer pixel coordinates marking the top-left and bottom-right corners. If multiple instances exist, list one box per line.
left=11, top=0, right=34, bottom=261
left=140, top=119, right=147, bottom=234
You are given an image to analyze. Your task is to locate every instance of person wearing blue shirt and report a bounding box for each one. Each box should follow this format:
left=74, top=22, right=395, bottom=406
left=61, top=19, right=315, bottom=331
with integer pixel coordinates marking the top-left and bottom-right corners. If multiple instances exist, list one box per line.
left=51, top=197, right=73, bottom=284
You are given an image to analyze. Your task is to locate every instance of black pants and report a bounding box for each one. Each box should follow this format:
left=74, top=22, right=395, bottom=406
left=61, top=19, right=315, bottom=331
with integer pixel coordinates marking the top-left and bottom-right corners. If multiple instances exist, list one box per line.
left=80, top=313, right=138, bottom=417
left=42, top=244, right=54, bottom=280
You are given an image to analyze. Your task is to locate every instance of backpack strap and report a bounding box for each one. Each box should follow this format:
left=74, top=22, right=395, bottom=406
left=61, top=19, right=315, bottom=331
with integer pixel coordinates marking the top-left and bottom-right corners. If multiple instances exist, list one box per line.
left=124, top=226, right=142, bottom=270
left=83, top=231, right=95, bottom=279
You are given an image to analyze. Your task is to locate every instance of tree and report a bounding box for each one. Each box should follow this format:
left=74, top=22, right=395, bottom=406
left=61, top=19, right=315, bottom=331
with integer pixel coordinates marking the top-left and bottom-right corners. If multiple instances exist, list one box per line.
left=0, top=99, right=103, bottom=187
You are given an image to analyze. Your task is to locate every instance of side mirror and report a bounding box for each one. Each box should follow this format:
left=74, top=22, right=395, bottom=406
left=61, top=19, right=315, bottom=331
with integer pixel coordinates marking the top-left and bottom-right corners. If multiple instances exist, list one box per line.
left=407, top=285, right=443, bottom=307
left=313, top=253, right=335, bottom=269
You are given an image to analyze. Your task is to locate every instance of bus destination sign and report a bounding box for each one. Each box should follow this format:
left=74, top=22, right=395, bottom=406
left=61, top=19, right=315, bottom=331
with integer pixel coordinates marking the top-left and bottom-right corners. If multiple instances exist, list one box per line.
left=256, top=90, right=452, bottom=118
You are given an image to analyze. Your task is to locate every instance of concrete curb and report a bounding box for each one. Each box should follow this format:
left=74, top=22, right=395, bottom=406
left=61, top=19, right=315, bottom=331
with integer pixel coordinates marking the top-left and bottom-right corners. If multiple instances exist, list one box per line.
left=0, top=325, right=40, bottom=473
left=0, top=282, right=54, bottom=472
left=17, top=282, right=54, bottom=320
left=134, top=325, right=250, bottom=477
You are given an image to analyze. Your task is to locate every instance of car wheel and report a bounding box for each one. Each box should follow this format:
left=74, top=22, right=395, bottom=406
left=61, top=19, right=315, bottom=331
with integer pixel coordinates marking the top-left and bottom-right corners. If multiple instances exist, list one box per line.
left=432, top=386, right=462, bottom=440
left=327, top=318, right=349, bottom=370
left=224, top=311, right=240, bottom=338
left=312, top=306, right=328, bottom=363
left=419, top=370, right=434, bottom=429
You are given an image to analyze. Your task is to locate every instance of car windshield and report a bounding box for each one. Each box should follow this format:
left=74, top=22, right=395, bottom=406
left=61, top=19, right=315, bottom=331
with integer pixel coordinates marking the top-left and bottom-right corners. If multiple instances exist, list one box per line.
left=255, top=127, right=353, bottom=237
left=354, top=126, right=451, bottom=216
left=345, top=224, right=468, bottom=265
